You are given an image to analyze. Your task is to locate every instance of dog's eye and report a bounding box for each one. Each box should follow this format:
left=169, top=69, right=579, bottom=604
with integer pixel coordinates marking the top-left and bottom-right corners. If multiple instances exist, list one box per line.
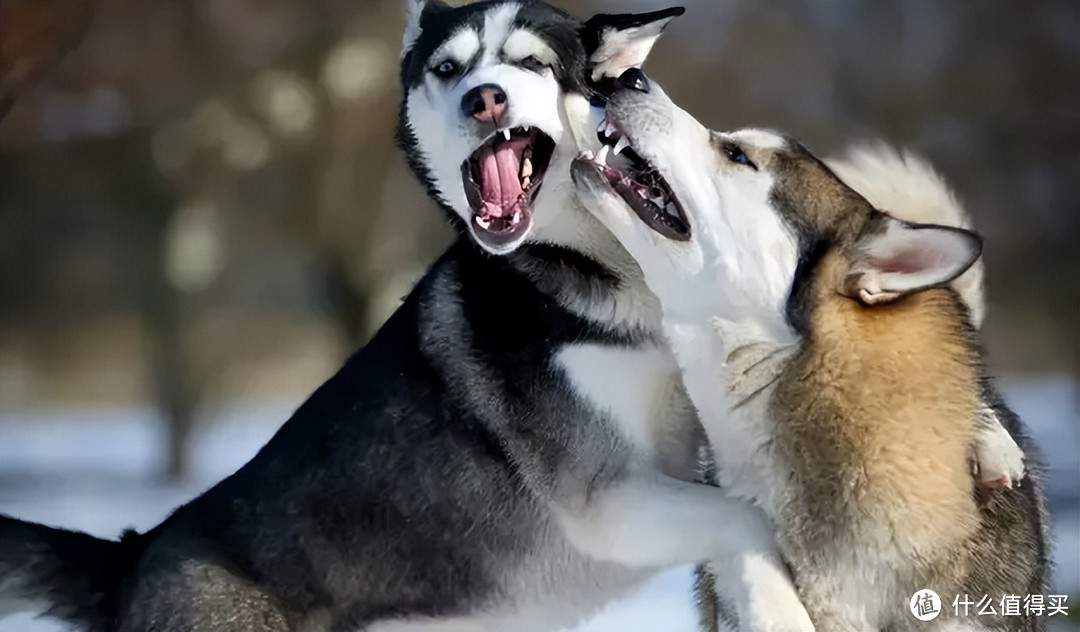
left=518, top=55, right=547, bottom=73
left=724, top=143, right=757, bottom=170
left=432, top=60, right=462, bottom=79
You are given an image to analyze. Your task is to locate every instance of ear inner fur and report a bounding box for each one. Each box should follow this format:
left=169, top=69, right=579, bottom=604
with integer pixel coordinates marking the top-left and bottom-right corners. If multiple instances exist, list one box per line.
left=841, top=214, right=983, bottom=305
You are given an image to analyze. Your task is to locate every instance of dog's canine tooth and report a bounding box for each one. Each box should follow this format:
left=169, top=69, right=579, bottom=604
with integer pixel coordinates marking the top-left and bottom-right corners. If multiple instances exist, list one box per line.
left=613, top=136, right=630, bottom=155
left=595, top=145, right=610, bottom=165
left=521, top=157, right=533, bottom=178
left=501, top=129, right=511, bottom=141
left=522, top=176, right=531, bottom=189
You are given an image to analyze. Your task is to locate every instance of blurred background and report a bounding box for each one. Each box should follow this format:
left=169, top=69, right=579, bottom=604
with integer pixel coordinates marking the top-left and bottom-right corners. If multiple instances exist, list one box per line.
left=0, top=0, right=1076, bottom=629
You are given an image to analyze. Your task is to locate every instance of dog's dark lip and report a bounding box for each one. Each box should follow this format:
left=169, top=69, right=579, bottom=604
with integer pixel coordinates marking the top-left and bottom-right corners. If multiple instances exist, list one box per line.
left=584, top=118, right=691, bottom=242
left=460, top=127, right=554, bottom=248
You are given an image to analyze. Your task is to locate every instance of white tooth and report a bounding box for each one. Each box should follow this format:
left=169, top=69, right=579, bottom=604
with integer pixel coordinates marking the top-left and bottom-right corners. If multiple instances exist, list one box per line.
left=476, top=216, right=491, bottom=229
left=501, top=129, right=511, bottom=140
left=511, top=211, right=521, bottom=225
left=595, top=145, right=610, bottom=165
left=652, top=196, right=665, bottom=206
left=522, top=176, right=531, bottom=189
left=523, top=125, right=530, bottom=132
left=521, top=157, right=532, bottom=178
left=613, top=136, right=630, bottom=155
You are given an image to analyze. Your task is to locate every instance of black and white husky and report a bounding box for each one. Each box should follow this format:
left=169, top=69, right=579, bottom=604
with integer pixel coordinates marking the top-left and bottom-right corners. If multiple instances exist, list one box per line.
left=572, top=73, right=1048, bottom=631
left=0, top=2, right=817, bottom=631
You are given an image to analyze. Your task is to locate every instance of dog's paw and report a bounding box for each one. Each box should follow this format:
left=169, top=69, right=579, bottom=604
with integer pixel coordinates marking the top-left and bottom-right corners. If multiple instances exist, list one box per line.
left=974, top=421, right=1025, bottom=489
left=737, top=563, right=816, bottom=632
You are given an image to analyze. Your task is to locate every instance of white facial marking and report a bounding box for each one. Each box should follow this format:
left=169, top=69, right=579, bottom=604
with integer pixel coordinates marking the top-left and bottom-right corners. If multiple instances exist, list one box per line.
left=729, top=128, right=787, bottom=150
left=432, top=29, right=481, bottom=69
left=481, top=3, right=521, bottom=63
left=705, top=150, right=799, bottom=339
left=503, top=30, right=555, bottom=66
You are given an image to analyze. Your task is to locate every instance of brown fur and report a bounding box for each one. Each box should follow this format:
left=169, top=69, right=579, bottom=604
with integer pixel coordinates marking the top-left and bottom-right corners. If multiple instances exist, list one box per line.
left=759, top=149, right=1044, bottom=630
left=774, top=251, right=980, bottom=563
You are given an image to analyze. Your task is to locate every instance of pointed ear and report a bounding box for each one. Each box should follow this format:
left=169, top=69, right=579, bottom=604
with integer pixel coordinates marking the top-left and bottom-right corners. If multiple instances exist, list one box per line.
left=844, top=213, right=983, bottom=305
left=401, top=0, right=446, bottom=58
left=582, top=7, right=684, bottom=83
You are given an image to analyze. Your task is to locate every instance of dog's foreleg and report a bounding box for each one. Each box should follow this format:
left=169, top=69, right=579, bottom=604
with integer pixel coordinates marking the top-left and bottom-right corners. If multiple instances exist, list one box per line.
left=554, top=473, right=814, bottom=631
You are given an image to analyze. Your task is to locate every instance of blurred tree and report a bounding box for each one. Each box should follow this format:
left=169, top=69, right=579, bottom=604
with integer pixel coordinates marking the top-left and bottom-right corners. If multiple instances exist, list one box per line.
left=0, top=0, right=99, bottom=119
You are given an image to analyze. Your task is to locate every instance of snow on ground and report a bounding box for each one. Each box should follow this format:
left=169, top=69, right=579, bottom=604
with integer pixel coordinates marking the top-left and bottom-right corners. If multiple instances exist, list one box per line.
left=0, top=376, right=1076, bottom=631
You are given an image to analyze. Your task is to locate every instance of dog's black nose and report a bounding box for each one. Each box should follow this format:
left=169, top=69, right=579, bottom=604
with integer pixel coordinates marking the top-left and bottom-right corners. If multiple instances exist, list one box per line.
left=617, top=68, right=650, bottom=93
left=461, top=84, right=508, bottom=122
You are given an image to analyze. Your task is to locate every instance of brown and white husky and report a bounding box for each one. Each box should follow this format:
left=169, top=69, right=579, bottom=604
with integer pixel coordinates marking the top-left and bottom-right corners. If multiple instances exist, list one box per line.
left=571, top=70, right=1048, bottom=631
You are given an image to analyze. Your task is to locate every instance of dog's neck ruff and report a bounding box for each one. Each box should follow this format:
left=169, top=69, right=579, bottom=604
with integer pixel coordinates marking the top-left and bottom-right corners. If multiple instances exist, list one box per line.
left=503, top=242, right=662, bottom=338
left=511, top=192, right=665, bottom=335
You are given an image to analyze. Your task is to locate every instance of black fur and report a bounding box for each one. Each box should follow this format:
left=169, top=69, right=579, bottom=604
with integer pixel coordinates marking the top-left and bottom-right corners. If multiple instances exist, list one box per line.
left=0, top=518, right=143, bottom=629
left=2, top=3, right=693, bottom=629
left=0, top=239, right=649, bottom=631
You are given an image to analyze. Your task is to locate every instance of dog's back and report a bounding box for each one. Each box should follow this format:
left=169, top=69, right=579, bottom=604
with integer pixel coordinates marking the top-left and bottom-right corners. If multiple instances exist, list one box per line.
left=776, top=268, right=980, bottom=560
left=772, top=254, right=1046, bottom=629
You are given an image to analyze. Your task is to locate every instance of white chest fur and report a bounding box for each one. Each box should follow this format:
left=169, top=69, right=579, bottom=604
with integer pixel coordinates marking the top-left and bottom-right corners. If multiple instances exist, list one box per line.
left=555, top=343, right=683, bottom=461
left=662, top=320, right=792, bottom=507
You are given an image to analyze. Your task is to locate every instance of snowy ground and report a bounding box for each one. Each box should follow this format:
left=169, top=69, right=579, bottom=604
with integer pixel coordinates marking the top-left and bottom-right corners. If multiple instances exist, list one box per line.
left=1, top=376, right=1076, bottom=631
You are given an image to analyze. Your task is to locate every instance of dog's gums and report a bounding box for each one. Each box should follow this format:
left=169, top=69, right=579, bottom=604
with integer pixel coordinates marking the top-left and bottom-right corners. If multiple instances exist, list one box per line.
left=461, top=126, right=554, bottom=249
left=576, top=117, right=691, bottom=241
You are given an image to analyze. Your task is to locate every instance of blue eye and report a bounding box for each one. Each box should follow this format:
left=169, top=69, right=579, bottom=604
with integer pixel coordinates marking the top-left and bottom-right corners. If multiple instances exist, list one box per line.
left=432, top=60, right=461, bottom=79
left=724, top=143, right=757, bottom=170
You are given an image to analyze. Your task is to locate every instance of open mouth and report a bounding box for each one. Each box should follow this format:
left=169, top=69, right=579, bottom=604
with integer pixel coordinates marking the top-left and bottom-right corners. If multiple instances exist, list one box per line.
left=580, top=118, right=690, bottom=241
left=461, top=126, right=555, bottom=249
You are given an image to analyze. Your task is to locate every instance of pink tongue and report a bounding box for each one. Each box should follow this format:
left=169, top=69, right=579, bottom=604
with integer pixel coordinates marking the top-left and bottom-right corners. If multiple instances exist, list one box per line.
left=478, top=138, right=527, bottom=218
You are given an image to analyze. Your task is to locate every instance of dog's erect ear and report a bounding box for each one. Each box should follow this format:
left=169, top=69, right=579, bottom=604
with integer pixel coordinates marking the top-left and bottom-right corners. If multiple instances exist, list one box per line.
left=582, top=7, right=684, bottom=84
left=401, top=0, right=447, bottom=58
left=844, top=213, right=983, bottom=305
